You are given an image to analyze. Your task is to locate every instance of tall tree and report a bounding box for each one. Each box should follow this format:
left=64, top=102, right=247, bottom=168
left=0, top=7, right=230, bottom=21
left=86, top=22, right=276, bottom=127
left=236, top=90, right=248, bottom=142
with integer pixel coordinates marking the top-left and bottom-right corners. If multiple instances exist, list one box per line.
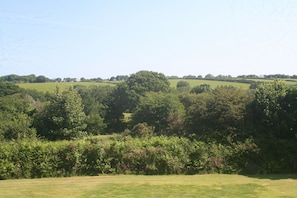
left=35, top=87, right=86, bottom=140
left=0, top=94, right=36, bottom=141
left=281, top=87, right=297, bottom=139
left=126, top=70, right=171, bottom=96
left=75, top=85, right=112, bottom=135
left=249, top=80, right=297, bottom=139
left=176, top=81, right=191, bottom=93
left=186, top=86, right=252, bottom=140
left=105, top=71, right=171, bottom=132
left=131, top=92, right=185, bottom=136
left=190, top=84, right=211, bottom=94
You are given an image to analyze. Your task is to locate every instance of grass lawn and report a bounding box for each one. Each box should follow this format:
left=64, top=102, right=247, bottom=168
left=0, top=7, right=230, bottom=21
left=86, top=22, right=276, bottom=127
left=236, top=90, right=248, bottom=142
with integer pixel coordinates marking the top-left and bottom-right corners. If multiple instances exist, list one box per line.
left=1, top=174, right=296, bottom=198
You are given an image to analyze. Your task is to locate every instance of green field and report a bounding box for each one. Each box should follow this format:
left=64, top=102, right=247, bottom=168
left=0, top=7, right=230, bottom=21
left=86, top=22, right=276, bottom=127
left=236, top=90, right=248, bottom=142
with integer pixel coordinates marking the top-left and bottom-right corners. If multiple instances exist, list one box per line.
left=246, top=78, right=297, bottom=85
left=17, top=79, right=297, bottom=93
left=18, top=81, right=117, bottom=93
left=18, top=79, right=251, bottom=93
left=1, top=174, right=296, bottom=197
left=169, top=79, right=251, bottom=89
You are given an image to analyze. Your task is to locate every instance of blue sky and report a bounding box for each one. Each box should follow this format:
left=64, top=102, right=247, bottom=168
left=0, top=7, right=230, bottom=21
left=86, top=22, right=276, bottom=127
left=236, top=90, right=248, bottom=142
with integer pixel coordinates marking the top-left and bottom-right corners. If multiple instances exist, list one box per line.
left=1, top=0, right=297, bottom=79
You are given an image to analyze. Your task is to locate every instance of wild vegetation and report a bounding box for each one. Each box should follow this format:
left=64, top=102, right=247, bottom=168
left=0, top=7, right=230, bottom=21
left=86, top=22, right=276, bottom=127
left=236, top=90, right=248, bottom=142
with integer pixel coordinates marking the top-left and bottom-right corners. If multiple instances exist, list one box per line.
left=0, top=70, right=297, bottom=179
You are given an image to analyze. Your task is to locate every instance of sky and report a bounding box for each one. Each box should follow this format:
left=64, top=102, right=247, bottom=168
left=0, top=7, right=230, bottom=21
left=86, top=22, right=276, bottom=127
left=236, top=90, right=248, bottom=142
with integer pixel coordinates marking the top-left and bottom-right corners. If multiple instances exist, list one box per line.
left=0, top=0, right=297, bottom=79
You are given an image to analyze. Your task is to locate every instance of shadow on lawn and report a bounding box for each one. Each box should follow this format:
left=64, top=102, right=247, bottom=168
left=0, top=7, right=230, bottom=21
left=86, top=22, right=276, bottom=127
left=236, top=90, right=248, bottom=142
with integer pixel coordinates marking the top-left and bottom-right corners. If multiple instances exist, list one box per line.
left=243, top=174, right=297, bottom=180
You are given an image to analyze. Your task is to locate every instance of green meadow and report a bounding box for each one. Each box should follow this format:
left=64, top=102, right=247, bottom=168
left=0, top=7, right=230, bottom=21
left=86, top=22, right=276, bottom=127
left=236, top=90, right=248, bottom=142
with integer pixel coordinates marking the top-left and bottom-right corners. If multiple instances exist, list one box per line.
left=18, top=79, right=252, bottom=93
left=169, top=79, right=251, bottom=89
left=1, top=174, right=296, bottom=198
left=17, top=79, right=297, bottom=93
left=18, top=81, right=117, bottom=93
left=246, top=78, right=297, bottom=85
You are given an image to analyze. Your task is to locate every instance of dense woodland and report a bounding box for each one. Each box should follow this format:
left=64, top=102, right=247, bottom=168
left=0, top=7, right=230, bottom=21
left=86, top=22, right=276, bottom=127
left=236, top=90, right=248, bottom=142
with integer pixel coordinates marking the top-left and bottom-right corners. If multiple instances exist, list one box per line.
left=0, top=70, right=297, bottom=179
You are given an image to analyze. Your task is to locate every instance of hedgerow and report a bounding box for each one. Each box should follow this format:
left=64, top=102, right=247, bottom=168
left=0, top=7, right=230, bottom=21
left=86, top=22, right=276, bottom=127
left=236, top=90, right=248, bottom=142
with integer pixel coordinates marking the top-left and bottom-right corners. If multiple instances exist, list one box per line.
left=0, top=136, right=264, bottom=179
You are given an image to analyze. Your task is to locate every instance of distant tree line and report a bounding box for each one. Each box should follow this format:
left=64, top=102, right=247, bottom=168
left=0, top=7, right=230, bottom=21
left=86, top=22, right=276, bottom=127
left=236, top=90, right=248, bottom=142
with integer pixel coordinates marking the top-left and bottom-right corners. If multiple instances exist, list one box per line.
left=1, top=73, right=296, bottom=84
left=0, top=74, right=53, bottom=83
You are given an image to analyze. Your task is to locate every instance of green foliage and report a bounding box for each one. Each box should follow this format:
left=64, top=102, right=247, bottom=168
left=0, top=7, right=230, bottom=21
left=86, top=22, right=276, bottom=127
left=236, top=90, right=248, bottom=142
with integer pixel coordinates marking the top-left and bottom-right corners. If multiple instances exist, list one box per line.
left=131, top=92, right=185, bottom=135
left=0, top=74, right=53, bottom=83
left=105, top=83, right=134, bottom=132
left=176, top=81, right=191, bottom=93
left=126, top=70, right=171, bottom=95
left=185, top=86, right=252, bottom=139
left=255, top=79, right=287, bottom=118
left=190, top=84, right=211, bottom=94
left=0, top=136, right=260, bottom=179
left=35, top=87, right=87, bottom=140
left=250, top=79, right=292, bottom=138
left=246, top=138, right=297, bottom=174
left=2, top=71, right=297, bottom=178
left=75, top=85, right=112, bottom=135
left=0, top=83, right=21, bottom=97
left=282, top=87, right=297, bottom=138
left=105, top=71, right=172, bottom=132
left=0, top=94, right=36, bottom=141
left=176, top=81, right=190, bottom=88
left=130, top=122, right=154, bottom=138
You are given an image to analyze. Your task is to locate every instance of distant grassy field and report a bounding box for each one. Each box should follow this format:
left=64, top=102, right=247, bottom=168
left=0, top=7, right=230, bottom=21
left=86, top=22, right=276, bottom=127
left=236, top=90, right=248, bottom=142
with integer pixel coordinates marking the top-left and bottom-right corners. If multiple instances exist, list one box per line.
left=1, top=174, right=296, bottom=198
left=246, top=78, right=297, bottom=85
left=17, top=78, right=297, bottom=93
left=18, top=81, right=117, bottom=93
left=169, top=79, right=251, bottom=89
left=18, top=79, right=251, bottom=93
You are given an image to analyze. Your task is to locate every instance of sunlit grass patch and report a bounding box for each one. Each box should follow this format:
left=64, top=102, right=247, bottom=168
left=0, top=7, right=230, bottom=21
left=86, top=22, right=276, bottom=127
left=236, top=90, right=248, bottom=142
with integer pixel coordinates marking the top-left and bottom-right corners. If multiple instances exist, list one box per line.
left=1, top=174, right=296, bottom=198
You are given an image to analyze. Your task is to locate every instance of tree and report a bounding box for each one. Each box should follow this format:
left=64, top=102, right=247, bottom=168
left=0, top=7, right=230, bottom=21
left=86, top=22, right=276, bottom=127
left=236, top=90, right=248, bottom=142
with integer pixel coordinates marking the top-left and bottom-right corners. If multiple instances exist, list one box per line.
left=130, top=122, right=154, bottom=138
left=190, top=84, right=211, bottom=94
left=0, top=94, right=36, bottom=141
left=75, top=85, right=112, bottom=135
left=105, top=83, right=138, bottom=132
left=116, top=75, right=129, bottom=81
left=205, top=74, right=215, bottom=79
left=35, top=87, right=86, bottom=140
left=35, top=75, right=50, bottom=83
left=0, top=82, right=21, bottom=97
left=126, top=70, right=171, bottom=96
left=176, top=81, right=191, bottom=93
left=105, top=71, right=171, bottom=132
left=183, top=75, right=196, bottom=79
left=250, top=80, right=292, bottom=139
left=131, top=92, right=185, bottom=136
left=186, top=86, right=252, bottom=140
left=281, top=87, right=297, bottom=138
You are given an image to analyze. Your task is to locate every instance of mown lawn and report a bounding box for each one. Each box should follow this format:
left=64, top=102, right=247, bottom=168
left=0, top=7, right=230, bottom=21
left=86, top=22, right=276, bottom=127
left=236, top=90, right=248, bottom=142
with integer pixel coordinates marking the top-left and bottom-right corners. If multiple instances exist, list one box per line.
left=1, top=174, right=296, bottom=198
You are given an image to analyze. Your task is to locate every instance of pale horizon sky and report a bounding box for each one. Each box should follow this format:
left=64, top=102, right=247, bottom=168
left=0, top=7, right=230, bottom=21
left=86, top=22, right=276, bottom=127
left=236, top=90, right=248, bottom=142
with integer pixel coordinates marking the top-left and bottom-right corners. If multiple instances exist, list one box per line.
left=1, top=0, right=297, bottom=79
